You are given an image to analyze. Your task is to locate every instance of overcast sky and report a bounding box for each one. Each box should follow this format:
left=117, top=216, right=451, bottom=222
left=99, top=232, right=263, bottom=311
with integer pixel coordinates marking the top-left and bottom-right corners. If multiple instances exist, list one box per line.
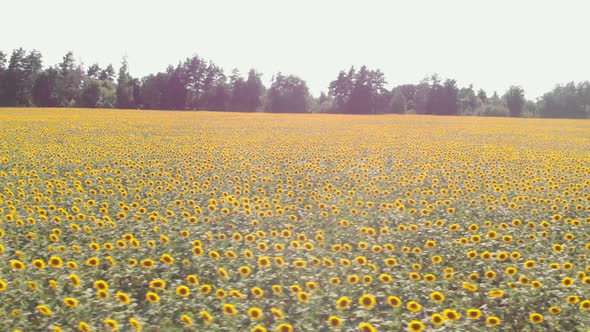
left=2, top=0, right=589, bottom=98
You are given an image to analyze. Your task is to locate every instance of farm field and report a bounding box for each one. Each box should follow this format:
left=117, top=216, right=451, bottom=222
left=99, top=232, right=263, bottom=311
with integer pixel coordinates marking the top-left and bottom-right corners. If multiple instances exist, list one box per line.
left=0, top=108, right=589, bottom=332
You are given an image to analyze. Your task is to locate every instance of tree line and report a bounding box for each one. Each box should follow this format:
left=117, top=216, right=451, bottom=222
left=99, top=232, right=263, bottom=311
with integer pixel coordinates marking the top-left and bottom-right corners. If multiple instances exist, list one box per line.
left=0, top=48, right=589, bottom=118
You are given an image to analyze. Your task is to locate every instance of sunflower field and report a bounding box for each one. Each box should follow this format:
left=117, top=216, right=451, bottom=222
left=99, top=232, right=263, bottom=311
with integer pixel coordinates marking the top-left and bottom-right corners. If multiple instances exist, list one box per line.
left=0, top=109, right=589, bottom=332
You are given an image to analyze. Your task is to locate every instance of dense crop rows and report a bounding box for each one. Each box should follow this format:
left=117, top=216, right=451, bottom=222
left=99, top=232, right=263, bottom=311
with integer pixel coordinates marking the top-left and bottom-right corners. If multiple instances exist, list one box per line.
left=0, top=109, right=589, bottom=331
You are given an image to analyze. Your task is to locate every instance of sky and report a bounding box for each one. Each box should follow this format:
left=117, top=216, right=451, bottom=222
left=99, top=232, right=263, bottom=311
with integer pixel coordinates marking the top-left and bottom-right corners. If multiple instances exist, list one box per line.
left=2, top=0, right=589, bottom=99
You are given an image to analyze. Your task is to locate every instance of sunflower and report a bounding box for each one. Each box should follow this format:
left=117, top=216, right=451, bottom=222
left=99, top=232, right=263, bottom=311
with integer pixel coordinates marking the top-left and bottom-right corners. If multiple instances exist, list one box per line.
left=524, top=260, right=536, bottom=269
left=488, top=289, right=504, bottom=298
left=116, top=291, right=131, bottom=304
left=251, top=326, right=266, bottom=332
left=199, top=285, right=213, bottom=295
left=306, top=281, right=319, bottom=290
left=257, top=256, right=271, bottom=268
left=0, top=279, right=7, bottom=291
left=359, top=294, right=376, bottom=309
left=379, top=273, right=393, bottom=284
left=385, top=258, right=398, bottom=266
left=270, top=308, right=285, bottom=319
left=218, top=267, right=229, bottom=279
left=409, top=272, right=421, bottom=281
left=79, top=322, right=92, bottom=332
left=86, top=257, right=100, bottom=267
left=561, top=277, right=574, bottom=287
left=176, top=285, right=190, bottom=297
left=63, top=297, right=78, bottom=308
left=69, top=274, right=81, bottom=287
left=431, top=313, right=445, bottom=325
left=347, top=275, right=360, bottom=284
left=186, top=274, right=199, bottom=285
left=466, top=250, right=477, bottom=259
left=497, top=251, right=508, bottom=261
left=11, top=260, right=26, bottom=270
left=223, top=303, right=237, bottom=316
left=354, top=256, right=367, bottom=265
left=180, top=314, right=193, bottom=327
left=251, top=286, right=265, bottom=297
left=430, top=291, right=445, bottom=303
left=423, top=274, right=436, bottom=282
left=466, top=309, right=482, bottom=320
left=504, top=266, right=517, bottom=275
left=552, top=243, right=563, bottom=253
left=407, top=320, right=425, bottom=332
left=32, top=259, right=45, bottom=270
left=443, top=309, right=461, bottom=321
left=140, top=259, right=155, bottom=268
left=485, top=270, right=497, bottom=280
left=192, top=246, right=204, bottom=256
left=271, top=285, right=283, bottom=294
left=94, top=280, right=109, bottom=291
left=407, top=301, right=422, bottom=312
left=146, top=291, right=160, bottom=303
left=579, top=300, right=590, bottom=311
left=277, top=323, right=293, bottom=332
left=297, top=291, right=311, bottom=303
left=215, top=288, right=227, bottom=298
left=358, top=322, right=377, bottom=332
left=97, top=290, right=109, bottom=299
left=199, top=311, right=213, bottom=324
left=293, top=260, right=307, bottom=268
left=160, top=254, right=175, bottom=265
left=37, top=305, right=52, bottom=316
left=48, top=256, right=63, bottom=268
left=548, top=306, right=561, bottom=315
left=149, top=279, right=166, bottom=290
left=387, top=295, right=402, bottom=307
left=486, top=316, right=501, bottom=326
left=327, top=316, right=343, bottom=328
left=529, top=313, right=543, bottom=324
left=104, top=319, right=118, bottom=330
left=336, top=296, right=352, bottom=310
left=239, top=265, right=251, bottom=276
left=248, top=307, right=263, bottom=321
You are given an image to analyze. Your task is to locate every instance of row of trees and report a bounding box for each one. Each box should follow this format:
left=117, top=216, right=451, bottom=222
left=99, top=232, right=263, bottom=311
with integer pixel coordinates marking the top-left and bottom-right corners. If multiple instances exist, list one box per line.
left=1, top=48, right=589, bottom=118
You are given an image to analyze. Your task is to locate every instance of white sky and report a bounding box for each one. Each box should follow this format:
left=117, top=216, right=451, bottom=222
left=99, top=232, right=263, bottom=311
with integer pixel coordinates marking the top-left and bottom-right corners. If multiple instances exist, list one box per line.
left=2, top=0, right=589, bottom=99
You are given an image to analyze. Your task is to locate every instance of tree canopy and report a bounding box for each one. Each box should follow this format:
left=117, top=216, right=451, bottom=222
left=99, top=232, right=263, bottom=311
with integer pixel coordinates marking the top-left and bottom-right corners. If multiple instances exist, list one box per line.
left=0, top=47, right=589, bottom=119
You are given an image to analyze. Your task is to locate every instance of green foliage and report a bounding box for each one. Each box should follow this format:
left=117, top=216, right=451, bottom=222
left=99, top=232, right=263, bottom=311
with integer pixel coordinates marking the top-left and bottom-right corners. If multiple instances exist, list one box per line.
left=0, top=52, right=5, bottom=105
left=477, top=89, right=487, bottom=103
left=33, top=67, right=60, bottom=107
left=474, top=104, right=509, bottom=117
left=388, top=89, right=406, bottom=114
left=98, top=80, right=117, bottom=108
left=99, top=64, right=115, bottom=81
left=4, top=48, right=43, bottom=106
left=0, top=47, right=589, bottom=119
left=458, top=85, right=482, bottom=115
left=504, top=86, right=525, bottom=117
left=328, top=66, right=386, bottom=114
left=116, top=57, right=135, bottom=109
left=538, top=82, right=589, bottom=118
left=268, top=73, right=310, bottom=113
left=0, top=51, right=6, bottom=70
left=80, top=79, right=101, bottom=108
left=389, top=75, right=458, bottom=115
left=228, top=69, right=264, bottom=112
